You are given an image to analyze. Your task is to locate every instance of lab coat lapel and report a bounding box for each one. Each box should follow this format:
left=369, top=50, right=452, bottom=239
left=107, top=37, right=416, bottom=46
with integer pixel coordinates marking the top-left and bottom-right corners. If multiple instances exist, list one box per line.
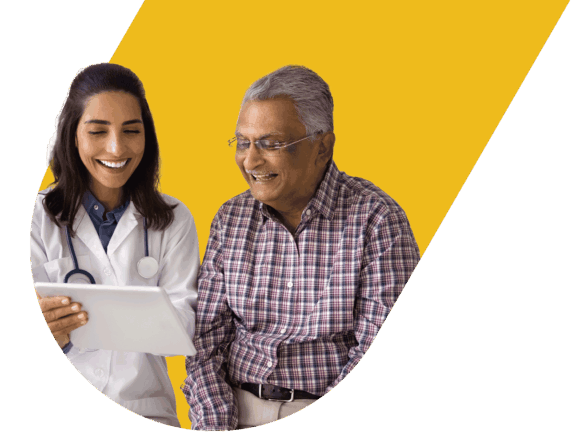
left=73, top=205, right=110, bottom=267
left=106, top=202, right=139, bottom=257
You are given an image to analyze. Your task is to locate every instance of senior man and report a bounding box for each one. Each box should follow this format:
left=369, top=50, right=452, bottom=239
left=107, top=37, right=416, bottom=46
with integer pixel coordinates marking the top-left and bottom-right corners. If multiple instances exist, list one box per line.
left=182, top=65, right=420, bottom=430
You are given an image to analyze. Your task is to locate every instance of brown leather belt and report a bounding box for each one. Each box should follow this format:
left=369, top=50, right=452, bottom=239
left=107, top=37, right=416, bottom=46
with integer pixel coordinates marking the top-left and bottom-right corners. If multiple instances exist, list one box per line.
left=240, top=383, right=321, bottom=402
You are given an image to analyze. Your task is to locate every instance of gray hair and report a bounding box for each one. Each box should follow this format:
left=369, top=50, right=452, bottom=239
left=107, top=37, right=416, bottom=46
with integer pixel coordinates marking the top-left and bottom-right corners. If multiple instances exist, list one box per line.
left=241, top=65, right=334, bottom=135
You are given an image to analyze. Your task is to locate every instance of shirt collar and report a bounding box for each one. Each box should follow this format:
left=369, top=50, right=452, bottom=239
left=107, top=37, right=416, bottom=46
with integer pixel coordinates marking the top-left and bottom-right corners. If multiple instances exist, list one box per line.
left=305, top=159, right=340, bottom=220
left=258, top=159, right=340, bottom=222
left=82, top=191, right=130, bottom=223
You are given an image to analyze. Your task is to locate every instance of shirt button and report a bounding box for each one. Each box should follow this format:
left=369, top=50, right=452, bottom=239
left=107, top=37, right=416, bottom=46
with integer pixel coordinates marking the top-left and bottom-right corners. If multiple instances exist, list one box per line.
left=267, top=361, right=273, bottom=367
left=280, top=329, right=286, bottom=334
left=287, top=281, right=293, bottom=288
left=306, top=209, right=311, bottom=216
left=104, top=268, right=112, bottom=276
left=94, top=368, right=104, bottom=377
left=94, top=205, right=99, bottom=211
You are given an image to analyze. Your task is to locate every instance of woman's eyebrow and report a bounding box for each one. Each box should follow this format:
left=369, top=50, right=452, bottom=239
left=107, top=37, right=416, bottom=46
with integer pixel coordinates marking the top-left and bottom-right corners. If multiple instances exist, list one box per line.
left=83, top=119, right=142, bottom=125
left=85, top=119, right=110, bottom=125
left=123, top=119, right=143, bottom=125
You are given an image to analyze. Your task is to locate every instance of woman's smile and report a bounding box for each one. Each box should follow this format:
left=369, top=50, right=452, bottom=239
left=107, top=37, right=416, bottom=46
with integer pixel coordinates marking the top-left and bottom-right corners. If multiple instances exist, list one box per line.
left=97, top=158, right=130, bottom=169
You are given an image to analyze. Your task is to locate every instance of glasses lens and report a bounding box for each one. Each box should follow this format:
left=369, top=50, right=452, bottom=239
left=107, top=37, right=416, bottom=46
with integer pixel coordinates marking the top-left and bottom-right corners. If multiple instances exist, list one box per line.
left=256, top=140, right=283, bottom=152
left=236, top=139, right=251, bottom=152
left=231, top=139, right=293, bottom=156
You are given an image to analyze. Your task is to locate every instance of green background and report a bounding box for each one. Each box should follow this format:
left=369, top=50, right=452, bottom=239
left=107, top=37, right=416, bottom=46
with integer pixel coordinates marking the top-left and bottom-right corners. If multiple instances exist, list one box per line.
left=1, top=1, right=576, bottom=430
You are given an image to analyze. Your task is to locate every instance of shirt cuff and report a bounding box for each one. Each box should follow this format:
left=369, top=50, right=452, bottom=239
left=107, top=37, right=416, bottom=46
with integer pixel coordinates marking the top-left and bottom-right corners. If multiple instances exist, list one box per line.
left=62, top=341, right=73, bottom=354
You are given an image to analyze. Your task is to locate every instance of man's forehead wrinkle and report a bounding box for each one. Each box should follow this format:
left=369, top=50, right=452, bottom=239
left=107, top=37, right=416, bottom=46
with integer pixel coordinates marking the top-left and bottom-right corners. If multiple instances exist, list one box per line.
left=235, top=129, right=286, bottom=140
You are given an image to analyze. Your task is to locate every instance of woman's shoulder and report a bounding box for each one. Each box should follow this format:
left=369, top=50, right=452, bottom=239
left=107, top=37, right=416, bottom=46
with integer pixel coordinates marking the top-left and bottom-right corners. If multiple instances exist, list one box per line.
left=34, top=188, right=52, bottom=212
left=159, top=193, right=195, bottom=227
left=37, top=187, right=52, bottom=199
left=159, top=193, right=181, bottom=206
left=31, top=188, right=55, bottom=232
left=160, top=193, right=189, bottom=214
left=154, top=194, right=198, bottom=242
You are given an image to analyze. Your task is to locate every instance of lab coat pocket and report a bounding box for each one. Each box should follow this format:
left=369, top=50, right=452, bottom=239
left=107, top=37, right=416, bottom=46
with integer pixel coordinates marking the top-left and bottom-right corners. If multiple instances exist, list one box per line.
left=43, top=255, right=94, bottom=283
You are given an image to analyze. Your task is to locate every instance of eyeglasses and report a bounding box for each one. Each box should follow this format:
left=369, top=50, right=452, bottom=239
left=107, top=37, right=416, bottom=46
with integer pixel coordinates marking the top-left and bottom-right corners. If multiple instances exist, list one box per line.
left=228, top=134, right=316, bottom=156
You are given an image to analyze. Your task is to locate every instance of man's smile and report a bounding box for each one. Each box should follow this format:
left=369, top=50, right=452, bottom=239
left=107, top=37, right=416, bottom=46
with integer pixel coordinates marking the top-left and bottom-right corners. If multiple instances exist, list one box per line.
left=246, top=170, right=278, bottom=182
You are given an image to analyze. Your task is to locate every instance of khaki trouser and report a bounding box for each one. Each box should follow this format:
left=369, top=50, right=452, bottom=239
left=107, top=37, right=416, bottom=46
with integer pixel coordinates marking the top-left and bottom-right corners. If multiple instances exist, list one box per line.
left=233, top=387, right=318, bottom=429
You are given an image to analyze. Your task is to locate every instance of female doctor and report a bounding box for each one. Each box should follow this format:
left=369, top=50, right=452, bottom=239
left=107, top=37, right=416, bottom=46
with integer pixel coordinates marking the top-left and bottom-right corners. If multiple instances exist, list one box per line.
left=30, top=63, right=199, bottom=427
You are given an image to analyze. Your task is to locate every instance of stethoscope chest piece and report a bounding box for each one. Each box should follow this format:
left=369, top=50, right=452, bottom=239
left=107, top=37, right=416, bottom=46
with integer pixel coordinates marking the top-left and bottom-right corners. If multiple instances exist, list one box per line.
left=137, top=256, right=159, bottom=279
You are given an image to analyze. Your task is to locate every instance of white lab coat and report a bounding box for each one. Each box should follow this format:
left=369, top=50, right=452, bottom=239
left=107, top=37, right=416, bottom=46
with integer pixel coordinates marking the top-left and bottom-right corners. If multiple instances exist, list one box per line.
left=30, top=190, right=199, bottom=427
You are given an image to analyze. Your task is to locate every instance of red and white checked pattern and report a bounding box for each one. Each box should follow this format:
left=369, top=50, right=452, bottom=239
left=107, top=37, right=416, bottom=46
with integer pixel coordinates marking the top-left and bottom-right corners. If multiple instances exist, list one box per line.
left=183, top=161, right=420, bottom=430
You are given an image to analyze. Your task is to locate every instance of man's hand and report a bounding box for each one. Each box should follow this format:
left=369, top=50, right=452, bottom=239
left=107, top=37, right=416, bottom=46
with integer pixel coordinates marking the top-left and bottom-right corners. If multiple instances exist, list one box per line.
left=36, top=291, right=88, bottom=349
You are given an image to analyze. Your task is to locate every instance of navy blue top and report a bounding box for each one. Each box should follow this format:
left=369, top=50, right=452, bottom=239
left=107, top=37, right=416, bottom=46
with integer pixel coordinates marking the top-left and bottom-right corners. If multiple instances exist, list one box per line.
left=62, top=191, right=129, bottom=354
left=82, top=191, right=130, bottom=253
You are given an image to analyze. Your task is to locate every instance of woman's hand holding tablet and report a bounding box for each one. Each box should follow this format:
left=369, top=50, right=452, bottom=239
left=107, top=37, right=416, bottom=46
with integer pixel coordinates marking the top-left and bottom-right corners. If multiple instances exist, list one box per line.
left=36, top=291, right=88, bottom=348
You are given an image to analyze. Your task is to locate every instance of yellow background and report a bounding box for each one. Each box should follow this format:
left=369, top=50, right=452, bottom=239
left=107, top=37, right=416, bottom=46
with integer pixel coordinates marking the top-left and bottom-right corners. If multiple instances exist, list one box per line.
left=39, top=0, right=568, bottom=427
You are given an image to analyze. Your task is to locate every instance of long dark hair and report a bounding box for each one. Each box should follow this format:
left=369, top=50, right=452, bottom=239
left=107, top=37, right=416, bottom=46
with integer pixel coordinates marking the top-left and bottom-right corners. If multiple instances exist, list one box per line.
left=44, top=63, right=175, bottom=234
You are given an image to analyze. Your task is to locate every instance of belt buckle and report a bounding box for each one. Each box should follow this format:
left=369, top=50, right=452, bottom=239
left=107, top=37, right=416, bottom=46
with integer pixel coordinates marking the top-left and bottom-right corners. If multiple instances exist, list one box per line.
left=258, top=384, right=295, bottom=402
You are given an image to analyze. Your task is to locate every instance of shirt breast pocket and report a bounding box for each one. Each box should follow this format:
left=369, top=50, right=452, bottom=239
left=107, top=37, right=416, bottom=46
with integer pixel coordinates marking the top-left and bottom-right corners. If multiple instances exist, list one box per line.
left=303, top=284, right=356, bottom=337
left=43, top=255, right=94, bottom=283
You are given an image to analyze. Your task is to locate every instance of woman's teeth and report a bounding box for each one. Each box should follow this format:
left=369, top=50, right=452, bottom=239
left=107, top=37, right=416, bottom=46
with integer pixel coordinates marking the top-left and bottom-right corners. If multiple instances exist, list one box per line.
left=99, top=159, right=128, bottom=169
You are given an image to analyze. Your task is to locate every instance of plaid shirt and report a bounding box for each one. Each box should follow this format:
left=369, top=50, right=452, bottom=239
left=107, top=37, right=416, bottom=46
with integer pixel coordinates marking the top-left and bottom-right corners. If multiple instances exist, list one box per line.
left=183, top=161, right=420, bottom=430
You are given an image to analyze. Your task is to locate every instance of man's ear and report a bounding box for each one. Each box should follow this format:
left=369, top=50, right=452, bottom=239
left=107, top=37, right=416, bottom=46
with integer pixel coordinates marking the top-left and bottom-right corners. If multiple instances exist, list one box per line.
left=316, top=132, right=335, bottom=166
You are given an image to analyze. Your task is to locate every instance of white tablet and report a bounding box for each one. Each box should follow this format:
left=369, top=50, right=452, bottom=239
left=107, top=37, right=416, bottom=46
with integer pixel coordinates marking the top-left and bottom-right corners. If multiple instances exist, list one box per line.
left=35, top=282, right=196, bottom=356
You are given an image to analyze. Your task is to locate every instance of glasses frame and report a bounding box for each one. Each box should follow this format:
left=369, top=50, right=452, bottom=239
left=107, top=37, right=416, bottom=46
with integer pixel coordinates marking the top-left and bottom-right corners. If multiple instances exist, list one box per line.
left=228, top=134, right=317, bottom=154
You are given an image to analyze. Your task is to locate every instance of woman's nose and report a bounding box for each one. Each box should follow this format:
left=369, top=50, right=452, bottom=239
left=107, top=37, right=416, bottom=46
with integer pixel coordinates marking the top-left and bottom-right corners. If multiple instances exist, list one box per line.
left=105, top=131, right=123, bottom=155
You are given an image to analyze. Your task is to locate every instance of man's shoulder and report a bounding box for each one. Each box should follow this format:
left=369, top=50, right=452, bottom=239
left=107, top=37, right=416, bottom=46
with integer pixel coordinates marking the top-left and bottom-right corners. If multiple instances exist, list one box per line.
left=215, top=190, right=259, bottom=222
left=336, top=169, right=405, bottom=217
left=219, top=189, right=257, bottom=209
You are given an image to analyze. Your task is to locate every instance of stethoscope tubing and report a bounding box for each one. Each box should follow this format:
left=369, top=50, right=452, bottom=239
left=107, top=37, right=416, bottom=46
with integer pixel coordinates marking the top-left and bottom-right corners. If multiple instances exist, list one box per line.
left=64, top=217, right=157, bottom=283
left=64, top=225, right=96, bottom=284
left=143, top=216, right=149, bottom=257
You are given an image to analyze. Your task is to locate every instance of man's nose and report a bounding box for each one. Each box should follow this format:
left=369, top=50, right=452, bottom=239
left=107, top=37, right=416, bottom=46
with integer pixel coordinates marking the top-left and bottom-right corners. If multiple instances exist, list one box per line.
left=242, top=143, right=265, bottom=170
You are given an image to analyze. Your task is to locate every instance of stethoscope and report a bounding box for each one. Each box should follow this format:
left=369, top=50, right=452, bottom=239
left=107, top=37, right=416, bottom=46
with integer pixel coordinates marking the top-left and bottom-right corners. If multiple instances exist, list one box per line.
left=64, top=217, right=159, bottom=284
